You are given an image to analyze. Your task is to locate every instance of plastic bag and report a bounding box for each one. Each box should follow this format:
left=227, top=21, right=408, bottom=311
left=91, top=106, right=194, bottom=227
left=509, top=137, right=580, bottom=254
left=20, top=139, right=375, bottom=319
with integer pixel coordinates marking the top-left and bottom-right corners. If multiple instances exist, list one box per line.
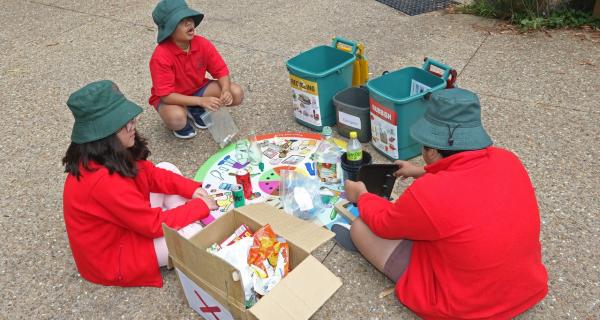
left=280, top=170, right=324, bottom=220
left=212, top=237, right=255, bottom=306
left=201, top=108, right=239, bottom=148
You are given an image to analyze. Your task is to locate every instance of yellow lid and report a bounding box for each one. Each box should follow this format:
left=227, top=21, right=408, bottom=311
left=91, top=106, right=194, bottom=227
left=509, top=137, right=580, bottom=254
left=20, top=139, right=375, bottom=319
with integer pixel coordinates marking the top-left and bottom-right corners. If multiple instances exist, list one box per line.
left=349, top=131, right=357, bottom=139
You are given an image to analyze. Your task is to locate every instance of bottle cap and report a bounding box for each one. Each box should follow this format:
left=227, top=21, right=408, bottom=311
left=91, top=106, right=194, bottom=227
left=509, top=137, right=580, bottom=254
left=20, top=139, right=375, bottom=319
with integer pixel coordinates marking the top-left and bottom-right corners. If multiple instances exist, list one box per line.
left=349, top=131, right=357, bottom=139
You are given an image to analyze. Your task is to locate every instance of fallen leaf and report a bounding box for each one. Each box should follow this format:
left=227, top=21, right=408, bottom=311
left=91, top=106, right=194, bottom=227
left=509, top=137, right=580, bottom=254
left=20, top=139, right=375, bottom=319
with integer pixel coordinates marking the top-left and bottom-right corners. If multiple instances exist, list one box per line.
left=445, top=5, right=459, bottom=14
left=379, top=286, right=396, bottom=299
left=580, top=60, right=596, bottom=67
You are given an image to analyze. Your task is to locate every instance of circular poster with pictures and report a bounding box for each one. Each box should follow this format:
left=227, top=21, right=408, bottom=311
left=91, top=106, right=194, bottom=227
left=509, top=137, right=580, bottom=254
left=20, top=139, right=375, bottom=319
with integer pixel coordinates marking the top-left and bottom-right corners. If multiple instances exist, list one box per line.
left=194, top=132, right=352, bottom=229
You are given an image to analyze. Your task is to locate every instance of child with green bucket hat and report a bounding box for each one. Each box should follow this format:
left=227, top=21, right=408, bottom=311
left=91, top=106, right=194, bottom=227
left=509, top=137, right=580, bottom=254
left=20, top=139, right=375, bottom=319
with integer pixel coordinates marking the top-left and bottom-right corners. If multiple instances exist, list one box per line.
left=63, top=80, right=219, bottom=287
left=341, top=88, right=548, bottom=319
left=149, top=0, right=244, bottom=139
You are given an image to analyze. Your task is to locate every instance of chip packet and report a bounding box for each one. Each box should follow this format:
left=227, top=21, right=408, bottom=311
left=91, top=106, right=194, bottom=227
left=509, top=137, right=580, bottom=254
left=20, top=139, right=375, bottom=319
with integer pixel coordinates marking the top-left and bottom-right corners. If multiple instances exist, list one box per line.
left=248, top=225, right=290, bottom=277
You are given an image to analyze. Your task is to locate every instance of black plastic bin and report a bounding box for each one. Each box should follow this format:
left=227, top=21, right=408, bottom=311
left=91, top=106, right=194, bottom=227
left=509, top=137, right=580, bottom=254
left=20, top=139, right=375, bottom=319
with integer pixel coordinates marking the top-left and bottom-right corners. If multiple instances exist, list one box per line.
left=333, top=86, right=371, bottom=143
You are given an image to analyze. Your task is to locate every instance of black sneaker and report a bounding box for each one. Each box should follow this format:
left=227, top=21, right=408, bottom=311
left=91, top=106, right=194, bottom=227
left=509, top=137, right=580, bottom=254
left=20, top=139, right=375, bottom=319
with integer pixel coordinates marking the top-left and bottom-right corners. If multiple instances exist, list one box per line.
left=331, top=223, right=357, bottom=252
left=173, top=121, right=197, bottom=139
left=187, top=107, right=208, bottom=129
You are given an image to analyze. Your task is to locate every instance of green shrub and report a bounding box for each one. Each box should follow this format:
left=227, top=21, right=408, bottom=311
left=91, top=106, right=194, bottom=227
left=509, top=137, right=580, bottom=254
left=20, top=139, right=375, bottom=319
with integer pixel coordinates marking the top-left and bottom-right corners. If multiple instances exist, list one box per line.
left=459, top=0, right=550, bottom=19
left=515, top=9, right=600, bottom=29
left=458, top=0, right=600, bottom=30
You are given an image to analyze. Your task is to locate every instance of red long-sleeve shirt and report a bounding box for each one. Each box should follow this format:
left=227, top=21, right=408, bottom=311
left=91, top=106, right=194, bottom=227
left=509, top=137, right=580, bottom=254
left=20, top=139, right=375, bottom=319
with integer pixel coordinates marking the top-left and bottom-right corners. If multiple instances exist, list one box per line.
left=63, top=160, right=209, bottom=287
left=148, top=35, right=229, bottom=108
left=358, top=147, right=548, bottom=319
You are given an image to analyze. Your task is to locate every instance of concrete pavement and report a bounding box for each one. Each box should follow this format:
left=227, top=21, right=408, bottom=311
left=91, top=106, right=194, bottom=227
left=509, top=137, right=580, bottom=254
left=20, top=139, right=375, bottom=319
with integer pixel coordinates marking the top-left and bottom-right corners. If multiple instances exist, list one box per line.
left=1, top=0, right=598, bottom=318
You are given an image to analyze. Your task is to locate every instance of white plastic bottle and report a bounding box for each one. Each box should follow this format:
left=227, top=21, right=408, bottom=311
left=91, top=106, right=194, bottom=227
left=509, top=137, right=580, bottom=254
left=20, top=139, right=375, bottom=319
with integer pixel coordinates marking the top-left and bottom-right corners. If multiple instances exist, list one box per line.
left=347, top=131, right=363, bottom=163
left=314, top=126, right=342, bottom=184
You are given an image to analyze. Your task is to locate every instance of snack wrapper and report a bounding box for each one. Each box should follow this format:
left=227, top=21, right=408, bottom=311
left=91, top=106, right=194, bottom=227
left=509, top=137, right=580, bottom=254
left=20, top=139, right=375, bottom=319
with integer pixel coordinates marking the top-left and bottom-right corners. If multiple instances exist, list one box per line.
left=248, top=225, right=289, bottom=279
left=208, top=224, right=291, bottom=307
left=220, top=224, right=253, bottom=247
left=206, top=243, right=221, bottom=254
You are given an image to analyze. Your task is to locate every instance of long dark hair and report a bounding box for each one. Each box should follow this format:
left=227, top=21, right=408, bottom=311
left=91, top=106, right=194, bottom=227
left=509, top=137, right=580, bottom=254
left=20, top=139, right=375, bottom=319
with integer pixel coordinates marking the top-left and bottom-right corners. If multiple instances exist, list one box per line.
left=62, top=132, right=150, bottom=179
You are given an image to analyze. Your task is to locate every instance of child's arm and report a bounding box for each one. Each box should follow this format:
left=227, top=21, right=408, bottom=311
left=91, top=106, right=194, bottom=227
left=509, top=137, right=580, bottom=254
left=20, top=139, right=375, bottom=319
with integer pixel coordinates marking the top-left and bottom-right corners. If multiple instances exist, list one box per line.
left=203, top=39, right=231, bottom=105
left=91, top=174, right=209, bottom=238
left=161, top=93, right=221, bottom=111
left=217, top=75, right=233, bottom=106
left=358, top=191, right=440, bottom=240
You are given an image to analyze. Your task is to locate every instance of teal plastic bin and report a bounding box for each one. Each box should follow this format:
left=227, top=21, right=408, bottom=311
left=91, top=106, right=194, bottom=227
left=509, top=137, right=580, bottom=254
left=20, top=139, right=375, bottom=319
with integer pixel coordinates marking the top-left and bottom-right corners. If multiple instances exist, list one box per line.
left=286, top=38, right=357, bottom=131
left=366, top=58, right=453, bottom=160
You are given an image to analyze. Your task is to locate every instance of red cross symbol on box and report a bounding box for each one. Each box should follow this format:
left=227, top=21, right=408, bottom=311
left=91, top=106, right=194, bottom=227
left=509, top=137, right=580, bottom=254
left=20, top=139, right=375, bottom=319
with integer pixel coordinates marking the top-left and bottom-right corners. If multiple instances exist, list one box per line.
left=194, top=290, right=222, bottom=320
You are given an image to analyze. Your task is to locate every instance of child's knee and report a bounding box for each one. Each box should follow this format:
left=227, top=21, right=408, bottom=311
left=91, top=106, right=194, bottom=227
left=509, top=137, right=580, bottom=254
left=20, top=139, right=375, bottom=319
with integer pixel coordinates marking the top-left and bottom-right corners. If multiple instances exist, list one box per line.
left=160, top=106, right=188, bottom=130
left=155, top=162, right=181, bottom=175
left=165, top=115, right=187, bottom=130
left=230, top=84, right=244, bottom=105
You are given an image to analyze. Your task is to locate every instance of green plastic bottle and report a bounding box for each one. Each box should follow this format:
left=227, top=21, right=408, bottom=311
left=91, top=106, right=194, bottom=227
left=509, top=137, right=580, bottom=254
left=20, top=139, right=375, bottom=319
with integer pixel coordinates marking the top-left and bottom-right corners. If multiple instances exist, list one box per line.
left=347, top=131, right=363, bottom=162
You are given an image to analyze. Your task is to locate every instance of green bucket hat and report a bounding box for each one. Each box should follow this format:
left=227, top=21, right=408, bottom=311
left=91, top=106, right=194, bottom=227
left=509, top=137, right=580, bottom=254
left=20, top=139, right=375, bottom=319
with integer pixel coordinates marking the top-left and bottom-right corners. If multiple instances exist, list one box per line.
left=410, top=88, right=493, bottom=151
left=152, top=0, right=204, bottom=43
left=67, top=80, right=143, bottom=144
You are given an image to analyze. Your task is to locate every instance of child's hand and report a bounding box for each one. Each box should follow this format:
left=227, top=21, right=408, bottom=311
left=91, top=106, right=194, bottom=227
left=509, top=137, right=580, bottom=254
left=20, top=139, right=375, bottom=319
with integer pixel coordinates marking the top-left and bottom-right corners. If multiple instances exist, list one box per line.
left=192, top=187, right=209, bottom=199
left=192, top=188, right=218, bottom=210
left=344, top=180, right=368, bottom=203
left=393, top=160, right=425, bottom=180
left=200, top=195, right=218, bottom=211
left=220, top=89, right=233, bottom=106
left=197, top=96, right=222, bottom=111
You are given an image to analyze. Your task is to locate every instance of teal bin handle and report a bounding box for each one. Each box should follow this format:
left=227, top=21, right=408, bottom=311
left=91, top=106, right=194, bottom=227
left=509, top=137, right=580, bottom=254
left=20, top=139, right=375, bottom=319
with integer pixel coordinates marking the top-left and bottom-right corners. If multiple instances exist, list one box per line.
left=422, top=58, right=452, bottom=81
left=332, top=36, right=358, bottom=55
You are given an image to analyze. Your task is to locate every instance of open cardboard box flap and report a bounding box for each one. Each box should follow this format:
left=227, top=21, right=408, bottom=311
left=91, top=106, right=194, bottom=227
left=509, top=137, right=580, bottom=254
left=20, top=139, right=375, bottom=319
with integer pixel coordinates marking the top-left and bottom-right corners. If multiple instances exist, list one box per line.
left=249, top=255, right=341, bottom=320
left=234, top=203, right=335, bottom=253
left=163, top=223, right=246, bottom=309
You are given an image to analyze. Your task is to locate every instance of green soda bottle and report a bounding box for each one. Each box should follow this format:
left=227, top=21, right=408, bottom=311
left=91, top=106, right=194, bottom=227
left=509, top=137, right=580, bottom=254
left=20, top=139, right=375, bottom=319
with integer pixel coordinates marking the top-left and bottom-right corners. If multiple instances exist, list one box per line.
left=347, top=131, right=363, bottom=163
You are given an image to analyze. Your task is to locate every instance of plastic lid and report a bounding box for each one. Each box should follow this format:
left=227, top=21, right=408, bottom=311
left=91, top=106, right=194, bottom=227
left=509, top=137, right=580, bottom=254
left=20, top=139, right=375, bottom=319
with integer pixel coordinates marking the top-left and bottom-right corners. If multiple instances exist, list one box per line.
left=349, top=131, right=357, bottom=139
left=322, top=126, right=332, bottom=136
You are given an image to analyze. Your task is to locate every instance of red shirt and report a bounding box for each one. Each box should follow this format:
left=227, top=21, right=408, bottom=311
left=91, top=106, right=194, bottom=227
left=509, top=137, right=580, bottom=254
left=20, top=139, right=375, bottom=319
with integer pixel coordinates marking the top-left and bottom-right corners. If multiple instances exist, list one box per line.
left=149, top=35, right=229, bottom=107
left=358, top=147, right=548, bottom=319
left=63, top=160, right=209, bottom=287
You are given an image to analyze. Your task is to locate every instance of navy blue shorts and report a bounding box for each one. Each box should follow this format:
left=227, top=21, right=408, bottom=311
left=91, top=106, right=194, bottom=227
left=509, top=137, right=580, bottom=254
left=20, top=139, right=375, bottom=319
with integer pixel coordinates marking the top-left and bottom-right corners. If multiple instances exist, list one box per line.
left=156, top=80, right=215, bottom=111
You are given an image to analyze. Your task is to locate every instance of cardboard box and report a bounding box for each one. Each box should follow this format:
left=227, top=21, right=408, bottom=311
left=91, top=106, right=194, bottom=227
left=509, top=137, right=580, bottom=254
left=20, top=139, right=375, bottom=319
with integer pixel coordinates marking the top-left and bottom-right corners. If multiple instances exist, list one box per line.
left=334, top=199, right=360, bottom=223
left=163, top=203, right=342, bottom=320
